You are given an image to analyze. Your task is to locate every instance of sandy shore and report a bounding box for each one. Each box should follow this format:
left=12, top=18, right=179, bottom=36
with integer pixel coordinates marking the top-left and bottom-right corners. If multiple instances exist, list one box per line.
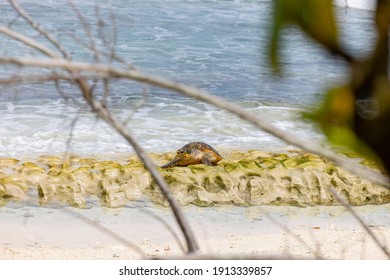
left=1, top=202, right=390, bottom=260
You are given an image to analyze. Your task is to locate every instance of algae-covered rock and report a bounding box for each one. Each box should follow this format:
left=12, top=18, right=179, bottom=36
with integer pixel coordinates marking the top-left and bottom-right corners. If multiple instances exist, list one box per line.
left=0, top=176, right=28, bottom=201
left=0, top=158, right=20, bottom=166
left=72, top=167, right=101, bottom=194
left=0, top=151, right=389, bottom=208
left=98, top=180, right=127, bottom=208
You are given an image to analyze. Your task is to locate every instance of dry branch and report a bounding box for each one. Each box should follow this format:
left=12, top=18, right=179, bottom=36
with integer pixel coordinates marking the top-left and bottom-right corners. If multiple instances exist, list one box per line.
left=2, top=0, right=390, bottom=260
left=264, top=213, right=323, bottom=259
left=3, top=1, right=200, bottom=254
left=67, top=0, right=100, bottom=62
left=63, top=207, right=146, bottom=258
left=7, top=0, right=69, bottom=59
left=86, top=99, right=199, bottom=253
left=1, top=55, right=389, bottom=189
left=0, top=26, right=60, bottom=58
left=329, top=188, right=390, bottom=258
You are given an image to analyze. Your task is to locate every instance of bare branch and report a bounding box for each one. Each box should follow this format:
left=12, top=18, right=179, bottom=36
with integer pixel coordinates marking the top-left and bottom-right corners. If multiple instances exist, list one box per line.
left=0, top=27, right=199, bottom=253
left=264, top=213, right=324, bottom=259
left=140, top=208, right=186, bottom=253
left=1, top=55, right=388, bottom=188
left=102, top=78, right=110, bottom=105
left=0, top=26, right=60, bottom=58
left=107, top=4, right=118, bottom=63
left=23, top=194, right=146, bottom=257
left=52, top=54, right=200, bottom=253
left=0, top=73, right=107, bottom=85
left=328, top=188, right=390, bottom=258
left=62, top=207, right=146, bottom=257
left=63, top=111, right=79, bottom=158
left=123, top=84, right=148, bottom=124
left=7, top=0, right=70, bottom=59
left=67, top=0, right=100, bottom=62
left=6, top=14, right=19, bottom=27
left=3, top=1, right=389, bottom=261
left=54, top=78, right=76, bottom=102
left=66, top=29, right=135, bottom=69
left=86, top=99, right=200, bottom=253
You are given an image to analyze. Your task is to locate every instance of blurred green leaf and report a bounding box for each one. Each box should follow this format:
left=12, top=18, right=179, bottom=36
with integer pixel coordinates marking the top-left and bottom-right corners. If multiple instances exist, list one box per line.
left=310, top=87, right=355, bottom=124
left=304, top=87, right=379, bottom=160
left=269, top=0, right=339, bottom=72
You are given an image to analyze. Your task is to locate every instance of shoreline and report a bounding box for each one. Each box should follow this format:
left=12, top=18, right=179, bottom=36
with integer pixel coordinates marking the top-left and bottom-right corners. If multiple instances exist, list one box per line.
left=1, top=149, right=388, bottom=208
left=1, top=204, right=390, bottom=260
left=1, top=149, right=389, bottom=260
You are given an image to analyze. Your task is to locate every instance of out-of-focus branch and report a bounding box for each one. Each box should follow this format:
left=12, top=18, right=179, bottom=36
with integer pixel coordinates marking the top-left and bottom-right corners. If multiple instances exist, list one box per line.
left=264, top=213, right=323, bottom=259
left=0, top=73, right=100, bottom=84
left=3, top=0, right=200, bottom=254
left=3, top=0, right=389, bottom=260
left=63, top=207, right=146, bottom=258
left=85, top=98, right=200, bottom=253
left=123, top=84, right=148, bottom=124
left=7, top=0, right=69, bottom=59
left=1, top=55, right=389, bottom=189
left=67, top=0, right=100, bottom=62
left=0, top=26, right=60, bottom=58
left=329, top=188, right=390, bottom=258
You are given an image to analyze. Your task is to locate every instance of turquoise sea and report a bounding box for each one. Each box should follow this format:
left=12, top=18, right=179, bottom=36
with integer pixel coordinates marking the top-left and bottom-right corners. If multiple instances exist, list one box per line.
left=1, top=2, right=390, bottom=262
left=0, top=0, right=377, bottom=158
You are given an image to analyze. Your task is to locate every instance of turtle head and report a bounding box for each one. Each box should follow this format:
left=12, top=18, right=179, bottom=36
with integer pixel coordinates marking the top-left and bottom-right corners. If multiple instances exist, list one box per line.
left=175, top=148, right=192, bottom=161
left=161, top=148, right=192, bottom=168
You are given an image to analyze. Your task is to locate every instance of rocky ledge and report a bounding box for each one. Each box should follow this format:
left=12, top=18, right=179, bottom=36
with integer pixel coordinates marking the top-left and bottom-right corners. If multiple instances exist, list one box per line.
left=0, top=150, right=389, bottom=208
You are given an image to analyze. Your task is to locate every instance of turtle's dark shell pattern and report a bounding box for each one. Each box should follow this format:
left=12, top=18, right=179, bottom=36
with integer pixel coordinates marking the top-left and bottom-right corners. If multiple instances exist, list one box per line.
left=161, top=142, right=222, bottom=168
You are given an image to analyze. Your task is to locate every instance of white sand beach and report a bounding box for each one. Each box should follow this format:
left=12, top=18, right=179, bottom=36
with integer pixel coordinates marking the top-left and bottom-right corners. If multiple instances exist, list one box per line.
left=1, top=203, right=389, bottom=260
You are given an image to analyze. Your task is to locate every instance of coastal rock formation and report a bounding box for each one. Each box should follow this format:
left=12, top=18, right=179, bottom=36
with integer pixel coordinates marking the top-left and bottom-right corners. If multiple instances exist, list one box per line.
left=0, top=151, right=389, bottom=208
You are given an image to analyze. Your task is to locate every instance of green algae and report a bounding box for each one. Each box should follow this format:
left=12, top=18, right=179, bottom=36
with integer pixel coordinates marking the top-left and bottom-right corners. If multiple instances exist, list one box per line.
left=92, top=161, right=122, bottom=170
left=0, top=151, right=389, bottom=208
left=222, top=162, right=239, bottom=173
left=237, top=160, right=263, bottom=170
left=0, top=158, right=20, bottom=166
left=360, top=158, right=384, bottom=170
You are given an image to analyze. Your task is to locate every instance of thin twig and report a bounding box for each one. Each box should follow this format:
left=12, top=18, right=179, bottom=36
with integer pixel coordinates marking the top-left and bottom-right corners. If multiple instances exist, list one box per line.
left=6, top=13, right=19, bottom=27
left=62, top=207, right=146, bottom=257
left=2, top=2, right=390, bottom=259
left=54, top=77, right=73, bottom=101
left=329, top=188, right=390, bottom=258
left=264, top=213, right=323, bottom=259
left=0, top=73, right=110, bottom=92
left=66, top=29, right=135, bottom=69
left=108, top=3, right=118, bottom=64
left=0, top=55, right=388, bottom=189
left=7, top=0, right=69, bottom=59
left=67, top=0, right=100, bottom=62
left=1, top=16, right=199, bottom=253
left=140, top=208, right=186, bottom=253
left=63, top=112, right=79, bottom=159
left=123, top=83, right=148, bottom=124
left=85, top=98, right=200, bottom=253
left=102, top=77, right=110, bottom=106
left=0, top=26, right=60, bottom=58
left=23, top=194, right=146, bottom=257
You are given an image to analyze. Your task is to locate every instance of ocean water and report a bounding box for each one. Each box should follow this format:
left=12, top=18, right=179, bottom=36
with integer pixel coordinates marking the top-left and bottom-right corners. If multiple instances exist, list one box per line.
left=0, top=0, right=376, bottom=158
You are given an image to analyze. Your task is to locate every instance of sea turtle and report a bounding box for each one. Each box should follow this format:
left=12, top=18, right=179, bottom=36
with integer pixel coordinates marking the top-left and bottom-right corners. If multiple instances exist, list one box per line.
left=161, top=142, right=222, bottom=168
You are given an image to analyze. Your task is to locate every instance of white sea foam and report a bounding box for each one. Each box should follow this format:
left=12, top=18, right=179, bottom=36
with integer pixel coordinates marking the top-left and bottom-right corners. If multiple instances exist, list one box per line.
left=0, top=0, right=375, bottom=158
left=0, top=95, right=324, bottom=158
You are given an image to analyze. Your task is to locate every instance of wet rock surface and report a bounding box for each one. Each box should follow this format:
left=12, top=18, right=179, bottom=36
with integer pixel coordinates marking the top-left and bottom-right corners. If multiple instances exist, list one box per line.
left=0, top=151, right=389, bottom=208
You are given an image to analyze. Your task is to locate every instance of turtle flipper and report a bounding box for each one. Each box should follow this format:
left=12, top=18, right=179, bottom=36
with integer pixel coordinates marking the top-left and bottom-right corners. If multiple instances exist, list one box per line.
left=202, top=154, right=216, bottom=166
left=161, top=158, right=180, bottom=168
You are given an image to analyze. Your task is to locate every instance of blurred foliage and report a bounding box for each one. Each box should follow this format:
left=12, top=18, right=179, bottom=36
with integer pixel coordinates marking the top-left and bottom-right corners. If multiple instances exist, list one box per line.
left=270, top=0, right=340, bottom=71
left=269, top=0, right=390, bottom=173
